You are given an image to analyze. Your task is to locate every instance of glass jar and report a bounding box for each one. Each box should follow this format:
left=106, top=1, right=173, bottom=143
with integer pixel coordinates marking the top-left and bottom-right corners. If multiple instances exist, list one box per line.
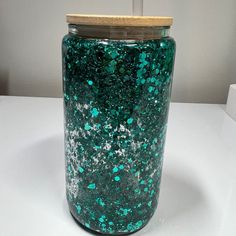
left=62, top=15, right=176, bottom=235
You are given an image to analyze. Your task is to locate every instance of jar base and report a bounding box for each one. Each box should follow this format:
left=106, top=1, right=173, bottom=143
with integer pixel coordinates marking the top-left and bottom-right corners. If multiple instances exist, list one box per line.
left=70, top=210, right=148, bottom=236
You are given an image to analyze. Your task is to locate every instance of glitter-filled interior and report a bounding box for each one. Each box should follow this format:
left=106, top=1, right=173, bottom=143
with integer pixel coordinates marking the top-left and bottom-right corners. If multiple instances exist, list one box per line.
left=62, top=33, right=176, bottom=235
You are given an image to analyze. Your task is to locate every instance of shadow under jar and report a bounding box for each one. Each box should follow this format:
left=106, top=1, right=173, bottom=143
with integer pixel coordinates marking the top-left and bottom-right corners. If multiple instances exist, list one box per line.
left=62, top=14, right=176, bottom=235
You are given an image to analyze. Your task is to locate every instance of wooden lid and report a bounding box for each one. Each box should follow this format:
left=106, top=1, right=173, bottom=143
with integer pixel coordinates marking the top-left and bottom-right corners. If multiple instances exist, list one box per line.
left=66, top=14, right=173, bottom=27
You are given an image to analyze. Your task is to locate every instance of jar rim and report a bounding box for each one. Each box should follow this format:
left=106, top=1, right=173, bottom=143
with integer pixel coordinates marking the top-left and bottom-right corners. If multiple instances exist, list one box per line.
left=66, top=14, right=173, bottom=27
left=68, top=24, right=170, bottom=40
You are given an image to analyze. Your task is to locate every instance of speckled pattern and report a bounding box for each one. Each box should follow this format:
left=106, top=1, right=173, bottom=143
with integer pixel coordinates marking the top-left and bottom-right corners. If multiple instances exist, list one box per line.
left=62, top=33, right=176, bottom=235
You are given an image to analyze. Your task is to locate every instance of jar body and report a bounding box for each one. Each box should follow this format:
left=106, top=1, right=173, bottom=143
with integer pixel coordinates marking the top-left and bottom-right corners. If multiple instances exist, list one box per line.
left=62, top=25, right=175, bottom=235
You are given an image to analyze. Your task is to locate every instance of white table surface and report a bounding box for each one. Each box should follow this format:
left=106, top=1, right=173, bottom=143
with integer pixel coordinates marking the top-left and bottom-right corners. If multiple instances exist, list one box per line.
left=0, top=96, right=236, bottom=236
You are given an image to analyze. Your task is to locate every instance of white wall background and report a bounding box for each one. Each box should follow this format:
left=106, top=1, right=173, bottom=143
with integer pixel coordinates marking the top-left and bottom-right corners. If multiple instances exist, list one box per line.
left=0, top=0, right=236, bottom=103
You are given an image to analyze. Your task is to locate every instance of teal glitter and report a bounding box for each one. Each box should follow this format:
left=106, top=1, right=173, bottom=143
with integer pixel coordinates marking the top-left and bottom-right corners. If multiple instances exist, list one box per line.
left=141, top=79, right=146, bottom=84
left=150, top=77, right=156, bottom=83
left=87, top=80, right=93, bottom=86
left=85, top=223, right=90, bottom=228
left=91, top=108, right=99, bottom=117
left=119, top=164, right=124, bottom=170
left=94, top=145, right=101, bottom=150
left=84, top=123, right=91, bottom=131
left=111, top=51, right=119, bottom=59
left=114, top=176, right=121, bottom=182
left=73, top=95, right=78, bottom=101
left=148, top=86, right=155, bottom=93
left=96, top=123, right=101, bottom=129
left=136, top=220, right=143, bottom=228
left=127, top=118, right=133, bottom=125
left=76, top=204, right=82, bottom=214
left=62, top=31, right=176, bottom=235
left=148, top=179, right=153, bottom=184
left=88, top=183, right=96, bottom=190
left=112, top=167, right=119, bottom=173
left=67, top=165, right=71, bottom=172
left=140, top=52, right=146, bottom=60
left=96, top=198, right=105, bottom=207
left=143, top=143, right=148, bottom=149
left=140, top=180, right=145, bottom=185
left=120, top=208, right=131, bottom=216
left=78, top=166, right=84, bottom=173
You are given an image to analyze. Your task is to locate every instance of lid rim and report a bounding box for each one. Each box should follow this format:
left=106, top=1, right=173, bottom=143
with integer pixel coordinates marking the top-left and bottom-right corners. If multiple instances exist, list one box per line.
left=66, top=14, right=173, bottom=27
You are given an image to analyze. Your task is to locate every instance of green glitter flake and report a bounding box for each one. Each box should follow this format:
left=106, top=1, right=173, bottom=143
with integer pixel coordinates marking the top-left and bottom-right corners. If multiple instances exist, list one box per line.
left=140, top=52, right=146, bottom=61
left=153, top=138, right=158, bottom=144
left=111, top=51, right=119, bottom=59
left=121, top=208, right=131, bottom=216
left=140, top=180, right=145, bottom=185
left=148, top=86, right=155, bottom=93
left=150, top=190, right=155, bottom=197
left=109, top=151, right=114, bottom=157
left=67, top=165, right=71, bottom=172
left=150, top=77, right=156, bottom=83
left=106, top=60, right=117, bottom=73
left=114, top=176, right=121, bottom=182
left=127, top=223, right=134, bottom=231
left=95, top=145, right=101, bottom=150
left=137, top=203, right=142, bottom=208
left=127, top=117, right=133, bottom=125
left=119, top=164, right=124, bottom=170
left=96, top=123, right=101, bottom=129
left=87, top=80, right=93, bottom=86
left=141, top=79, right=146, bottom=84
left=88, top=183, right=96, bottom=190
left=64, top=94, right=69, bottom=101
left=143, top=143, right=148, bottom=149
left=96, top=198, right=105, bottom=207
left=78, top=166, right=84, bottom=173
left=128, top=158, right=133, bottom=163
left=76, top=204, right=82, bottom=214
left=136, top=220, right=143, bottom=228
left=91, top=108, right=99, bottom=117
left=136, top=189, right=142, bottom=194
left=84, top=123, right=91, bottom=131
left=62, top=32, right=176, bottom=234
left=137, top=69, right=143, bottom=78
left=127, top=221, right=143, bottom=231
left=112, top=167, right=119, bottom=173
left=73, top=95, right=78, bottom=101
left=155, top=80, right=160, bottom=86
left=119, top=67, right=125, bottom=73
left=85, top=223, right=90, bottom=228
